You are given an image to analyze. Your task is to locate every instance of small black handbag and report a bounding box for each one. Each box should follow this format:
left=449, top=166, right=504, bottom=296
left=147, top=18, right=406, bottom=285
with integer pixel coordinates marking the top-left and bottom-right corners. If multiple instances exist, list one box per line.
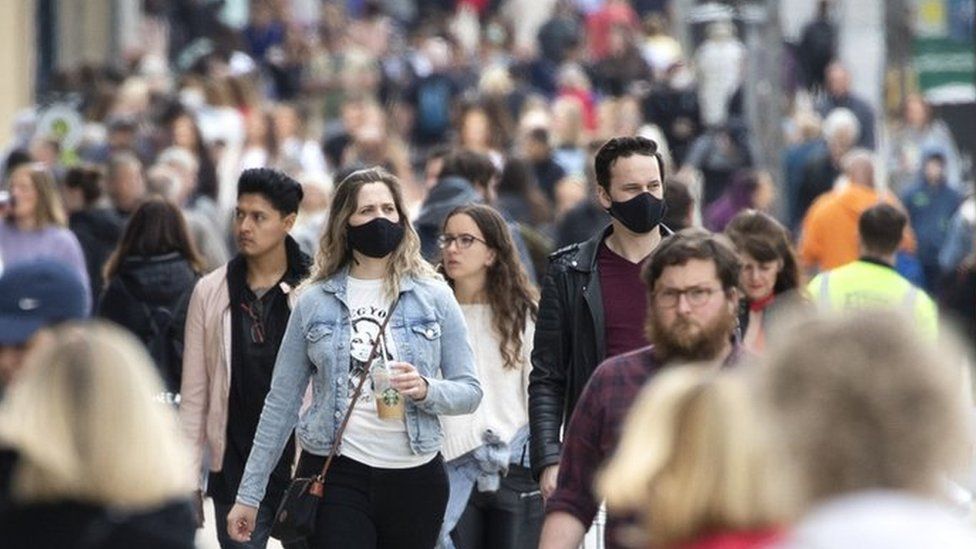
left=270, top=300, right=398, bottom=542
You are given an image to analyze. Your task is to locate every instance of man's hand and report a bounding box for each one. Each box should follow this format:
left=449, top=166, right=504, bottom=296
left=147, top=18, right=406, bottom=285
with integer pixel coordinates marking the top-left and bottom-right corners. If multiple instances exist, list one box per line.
left=540, top=464, right=559, bottom=501
left=538, top=511, right=587, bottom=549
left=226, top=503, right=259, bottom=543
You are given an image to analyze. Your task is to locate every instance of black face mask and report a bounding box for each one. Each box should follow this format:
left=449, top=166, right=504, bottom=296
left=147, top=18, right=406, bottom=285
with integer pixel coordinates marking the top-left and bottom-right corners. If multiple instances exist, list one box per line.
left=348, top=217, right=405, bottom=258
left=607, top=192, right=668, bottom=234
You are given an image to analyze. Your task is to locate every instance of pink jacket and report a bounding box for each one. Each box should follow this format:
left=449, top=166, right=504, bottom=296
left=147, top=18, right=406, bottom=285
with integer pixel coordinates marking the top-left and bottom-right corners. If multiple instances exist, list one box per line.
left=178, top=265, right=298, bottom=485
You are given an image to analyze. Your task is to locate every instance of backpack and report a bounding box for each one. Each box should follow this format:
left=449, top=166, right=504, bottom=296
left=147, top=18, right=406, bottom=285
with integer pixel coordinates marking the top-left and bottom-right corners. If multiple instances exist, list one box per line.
left=140, top=286, right=193, bottom=404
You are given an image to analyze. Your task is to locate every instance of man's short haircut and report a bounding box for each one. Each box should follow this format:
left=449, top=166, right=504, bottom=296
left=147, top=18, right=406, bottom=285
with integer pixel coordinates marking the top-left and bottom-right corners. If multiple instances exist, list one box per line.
left=107, top=152, right=142, bottom=179
left=642, top=229, right=741, bottom=294
left=594, top=136, right=666, bottom=191
left=439, top=149, right=497, bottom=190
left=527, top=127, right=550, bottom=146
left=662, top=178, right=693, bottom=231
left=923, top=150, right=946, bottom=166
left=63, top=164, right=105, bottom=206
left=237, top=168, right=303, bottom=216
left=859, top=203, right=906, bottom=257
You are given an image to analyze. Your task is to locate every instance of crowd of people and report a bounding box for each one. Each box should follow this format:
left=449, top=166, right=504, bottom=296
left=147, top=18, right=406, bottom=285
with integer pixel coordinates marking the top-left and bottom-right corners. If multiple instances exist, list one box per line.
left=0, top=1, right=973, bottom=549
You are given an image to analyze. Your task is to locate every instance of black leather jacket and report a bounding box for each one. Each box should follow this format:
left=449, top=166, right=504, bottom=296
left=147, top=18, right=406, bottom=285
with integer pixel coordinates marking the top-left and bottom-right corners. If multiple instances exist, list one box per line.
left=528, top=223, right=672, bottom=478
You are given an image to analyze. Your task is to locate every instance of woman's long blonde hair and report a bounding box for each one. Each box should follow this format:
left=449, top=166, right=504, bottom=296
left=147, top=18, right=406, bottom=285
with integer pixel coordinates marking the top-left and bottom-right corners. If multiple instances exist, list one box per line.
left=0, top=321, right=194, bottom=508
left=8, top=165, right=68, bottom=228
left=305, top=167, right=437, bottom=296
left=597, top=366, right=794, bottom=547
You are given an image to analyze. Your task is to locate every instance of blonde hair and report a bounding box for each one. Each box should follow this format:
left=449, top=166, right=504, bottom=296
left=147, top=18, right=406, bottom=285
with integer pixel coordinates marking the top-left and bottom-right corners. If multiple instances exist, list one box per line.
left=0, top=321, right=194, bottom=509
left=598, top=365, right=793, bottom=547
left=761, top=310, right=972, bottom=506
left=305, top=167, right=438, bottom=297
left=11, top=165, right=68, bottom=228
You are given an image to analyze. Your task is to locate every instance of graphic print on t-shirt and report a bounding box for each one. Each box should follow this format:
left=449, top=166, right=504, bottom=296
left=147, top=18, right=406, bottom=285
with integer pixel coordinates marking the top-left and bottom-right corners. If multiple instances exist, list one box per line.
left=349, top=305, right=394, bottom=404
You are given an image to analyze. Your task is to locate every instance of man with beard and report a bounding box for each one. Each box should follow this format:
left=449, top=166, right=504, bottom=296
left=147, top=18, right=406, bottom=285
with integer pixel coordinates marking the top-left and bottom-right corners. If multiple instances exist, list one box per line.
left=538, top=229, right=744, bottom=549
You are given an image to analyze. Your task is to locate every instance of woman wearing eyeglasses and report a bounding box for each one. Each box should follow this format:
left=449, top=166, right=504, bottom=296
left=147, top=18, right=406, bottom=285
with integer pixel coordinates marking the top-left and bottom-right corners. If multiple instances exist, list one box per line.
left=228, top=168, right=482, bottom=549
left=436, top=204, right=543, bottom=549
left=724, top=210, right=807, bottom=353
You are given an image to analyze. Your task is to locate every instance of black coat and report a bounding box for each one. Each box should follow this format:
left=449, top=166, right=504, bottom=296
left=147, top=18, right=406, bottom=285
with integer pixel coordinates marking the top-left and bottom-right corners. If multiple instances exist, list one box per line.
left=69, top=208, right=123, bottom=305
left=97, top=253, right=198, bottom=394
left=528, top=223, right=671, bottom=479
left=0, top=449, right=195, bottom=549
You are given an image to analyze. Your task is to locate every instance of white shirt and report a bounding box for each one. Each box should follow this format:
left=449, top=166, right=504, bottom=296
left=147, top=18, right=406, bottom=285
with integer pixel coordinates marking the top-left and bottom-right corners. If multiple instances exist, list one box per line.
left=340, top=276, right=436, bottom=468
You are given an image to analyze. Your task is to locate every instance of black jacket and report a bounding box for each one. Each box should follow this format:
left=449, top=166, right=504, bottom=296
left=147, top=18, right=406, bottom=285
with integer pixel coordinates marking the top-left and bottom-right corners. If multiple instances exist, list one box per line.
left=69, top=208, right=123, bottom=304
left=97, top=253, right=199, bottom=394
left=528, top=223, right=671, bottom=478
left=0, top=449, right=195, bottom=549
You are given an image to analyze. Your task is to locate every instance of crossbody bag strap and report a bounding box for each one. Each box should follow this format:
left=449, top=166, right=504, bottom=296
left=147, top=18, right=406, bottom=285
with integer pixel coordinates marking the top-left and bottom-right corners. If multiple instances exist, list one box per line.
left=313, top=297, right=399, bottom=485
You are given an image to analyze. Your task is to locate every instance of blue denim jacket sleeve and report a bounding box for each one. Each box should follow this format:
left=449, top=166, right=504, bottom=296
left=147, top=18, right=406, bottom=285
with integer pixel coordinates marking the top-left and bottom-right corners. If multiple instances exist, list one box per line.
left=236, top=298, right=313, bottom=508
left=416, top=281, right=482, bottom=416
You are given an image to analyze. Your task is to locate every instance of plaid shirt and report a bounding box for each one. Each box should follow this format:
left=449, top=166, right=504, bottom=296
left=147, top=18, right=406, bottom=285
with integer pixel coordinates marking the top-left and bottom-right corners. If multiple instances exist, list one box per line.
left=546, top=343, right=744, bottom=549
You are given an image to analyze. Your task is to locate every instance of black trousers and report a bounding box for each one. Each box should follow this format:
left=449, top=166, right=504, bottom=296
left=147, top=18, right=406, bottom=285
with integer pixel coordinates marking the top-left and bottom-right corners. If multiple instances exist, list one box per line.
left=290, top=452, right=449, bottom=549
left=450, top=465, right=544, bottom=549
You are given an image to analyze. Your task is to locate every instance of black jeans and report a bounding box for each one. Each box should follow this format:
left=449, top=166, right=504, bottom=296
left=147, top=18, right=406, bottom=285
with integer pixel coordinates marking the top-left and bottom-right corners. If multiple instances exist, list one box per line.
left=291, top=453, right=449, bottom=549
left=450, top=465, right=544, bottom=549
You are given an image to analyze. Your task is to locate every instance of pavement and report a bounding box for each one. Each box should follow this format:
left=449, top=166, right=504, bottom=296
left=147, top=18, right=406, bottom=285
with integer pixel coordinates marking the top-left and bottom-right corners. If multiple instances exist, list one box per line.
left=196, top=497, right=283, bottom=549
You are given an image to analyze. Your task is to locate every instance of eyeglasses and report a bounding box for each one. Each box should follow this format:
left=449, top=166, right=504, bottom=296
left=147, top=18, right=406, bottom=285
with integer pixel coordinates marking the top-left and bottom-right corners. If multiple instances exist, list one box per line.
left=653, top=286, right=722, bottom=309
left=240, top=301, right=266, bottom=344
left=437, top=233, right=487, bottom=250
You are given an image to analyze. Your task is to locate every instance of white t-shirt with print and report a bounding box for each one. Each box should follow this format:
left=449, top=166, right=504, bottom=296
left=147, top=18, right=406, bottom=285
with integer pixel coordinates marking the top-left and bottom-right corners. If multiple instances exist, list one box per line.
left=340, top=276, right=436, bottom=468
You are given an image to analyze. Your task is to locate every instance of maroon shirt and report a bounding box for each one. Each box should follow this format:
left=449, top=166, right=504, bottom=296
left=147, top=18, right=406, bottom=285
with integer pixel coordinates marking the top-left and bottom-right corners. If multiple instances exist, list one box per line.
left=546, top=344, right=745, bottom=549
left=597, top=242, right=650, bottom=358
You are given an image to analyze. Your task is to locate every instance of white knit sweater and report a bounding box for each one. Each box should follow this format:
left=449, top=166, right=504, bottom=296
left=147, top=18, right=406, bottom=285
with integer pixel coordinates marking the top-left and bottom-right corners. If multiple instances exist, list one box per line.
left=440, top=304, right=533, bottom=461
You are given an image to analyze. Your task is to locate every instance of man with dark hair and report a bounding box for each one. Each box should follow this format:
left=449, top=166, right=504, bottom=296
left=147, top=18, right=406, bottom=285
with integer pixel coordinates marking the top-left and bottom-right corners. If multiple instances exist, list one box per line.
left=662, top=177, right=694, bottom=231
left=900, top=151, right=963, bottom=292
left=105, top=152, right=148, bottom=220
left=808, top=203, right=937, bottom=337
left=62, top=164, right=123, bottom=304
left=540, top=229, right=744, bottom=548
left=180, top=168, right=311, bottom=548
left=530, top=136, right=672, bottom=502
left=524, top=127, right=566, bottom=200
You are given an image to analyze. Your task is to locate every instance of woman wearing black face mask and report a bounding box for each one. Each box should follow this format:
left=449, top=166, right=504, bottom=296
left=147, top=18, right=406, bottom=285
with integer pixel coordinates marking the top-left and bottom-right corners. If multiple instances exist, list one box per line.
left=228, top=168, right=482, bottom=548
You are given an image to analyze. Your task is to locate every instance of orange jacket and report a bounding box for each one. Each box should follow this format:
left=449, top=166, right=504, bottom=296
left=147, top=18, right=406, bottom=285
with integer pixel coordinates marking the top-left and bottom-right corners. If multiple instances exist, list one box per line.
left=799, top=184, right=916, bottom=271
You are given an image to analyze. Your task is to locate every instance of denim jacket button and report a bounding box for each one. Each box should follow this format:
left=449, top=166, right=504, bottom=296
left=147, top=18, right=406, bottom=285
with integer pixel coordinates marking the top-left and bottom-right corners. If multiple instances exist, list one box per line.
left=334, top=411, right=342, bottom=419
left=426, top=329, right=434, bottom=337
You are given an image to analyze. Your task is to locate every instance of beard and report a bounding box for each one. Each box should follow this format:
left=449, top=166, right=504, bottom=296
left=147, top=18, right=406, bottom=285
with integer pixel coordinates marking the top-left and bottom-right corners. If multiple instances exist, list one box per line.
left=646, top=305, right=737, bottom=363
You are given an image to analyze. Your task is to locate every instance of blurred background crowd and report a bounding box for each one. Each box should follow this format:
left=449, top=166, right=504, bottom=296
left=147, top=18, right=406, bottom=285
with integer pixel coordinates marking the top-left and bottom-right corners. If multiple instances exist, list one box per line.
left=1, top=0, right=973, bottom=330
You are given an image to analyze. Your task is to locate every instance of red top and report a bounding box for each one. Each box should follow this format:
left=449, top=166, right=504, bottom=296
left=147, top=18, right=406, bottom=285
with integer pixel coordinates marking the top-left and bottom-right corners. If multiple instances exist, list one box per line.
left=598, top=242, right=650, bottom=359
left=748, top=293, right=775, bottom=312
left=678, top=528, right=784, bottom=549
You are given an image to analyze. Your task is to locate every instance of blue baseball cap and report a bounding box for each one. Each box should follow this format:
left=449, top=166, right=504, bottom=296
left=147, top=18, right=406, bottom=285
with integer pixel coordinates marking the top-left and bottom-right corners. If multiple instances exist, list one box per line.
left=0, top=260, right=88, bottom=345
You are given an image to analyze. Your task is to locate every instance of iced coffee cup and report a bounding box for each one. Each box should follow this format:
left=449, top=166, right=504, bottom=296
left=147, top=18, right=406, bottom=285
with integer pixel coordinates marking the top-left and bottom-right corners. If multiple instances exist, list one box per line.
left=371, top=366, right=405, bottom=420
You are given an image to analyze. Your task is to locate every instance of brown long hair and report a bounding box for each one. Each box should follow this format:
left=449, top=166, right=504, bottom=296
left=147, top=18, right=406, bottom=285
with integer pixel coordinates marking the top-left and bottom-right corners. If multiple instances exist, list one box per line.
left=103, top=197, right=204, bottom=281
left=306, top=167, right=437, bottom=296
left=724, top=210, right=801, bottom=295
left=441, top=204, right=539, bottom=370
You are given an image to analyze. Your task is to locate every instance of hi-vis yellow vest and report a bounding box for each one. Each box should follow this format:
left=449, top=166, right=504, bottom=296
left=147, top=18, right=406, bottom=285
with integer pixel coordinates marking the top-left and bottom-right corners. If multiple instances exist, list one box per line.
left=807, top=260, right=938, bottom=339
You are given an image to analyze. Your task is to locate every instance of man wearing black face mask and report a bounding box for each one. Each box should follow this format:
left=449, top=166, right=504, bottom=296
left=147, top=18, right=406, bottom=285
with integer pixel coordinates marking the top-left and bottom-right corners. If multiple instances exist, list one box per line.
left=529, top=136, right=672, bottom=500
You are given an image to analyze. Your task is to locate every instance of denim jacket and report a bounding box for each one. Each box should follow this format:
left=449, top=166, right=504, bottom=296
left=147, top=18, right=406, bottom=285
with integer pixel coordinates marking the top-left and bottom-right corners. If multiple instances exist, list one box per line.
left=236, top=268, right=482, bottom=507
